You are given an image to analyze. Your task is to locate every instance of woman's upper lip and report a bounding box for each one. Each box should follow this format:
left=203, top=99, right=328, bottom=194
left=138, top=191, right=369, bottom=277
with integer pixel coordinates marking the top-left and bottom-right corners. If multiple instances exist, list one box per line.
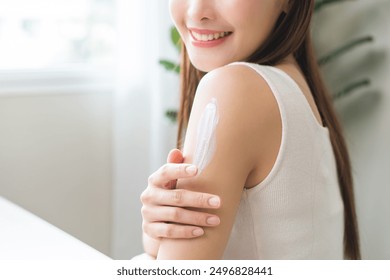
left=188, top=27, right=231, bottom=34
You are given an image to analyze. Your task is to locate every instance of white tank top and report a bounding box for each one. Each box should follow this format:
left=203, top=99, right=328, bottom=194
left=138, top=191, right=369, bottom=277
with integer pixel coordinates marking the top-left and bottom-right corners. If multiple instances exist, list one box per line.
left=222, top=63, right=344, bottom=260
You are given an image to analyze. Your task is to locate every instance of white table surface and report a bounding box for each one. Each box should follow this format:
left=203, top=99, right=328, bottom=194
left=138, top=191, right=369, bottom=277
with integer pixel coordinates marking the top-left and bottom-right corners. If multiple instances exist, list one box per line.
left=0, top=196, right=111, bottom=260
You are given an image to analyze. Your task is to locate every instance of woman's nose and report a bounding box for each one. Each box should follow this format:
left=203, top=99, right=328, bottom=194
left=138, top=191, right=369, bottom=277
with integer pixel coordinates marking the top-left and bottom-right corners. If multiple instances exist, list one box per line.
left=187, top=0, right=216, bottom=22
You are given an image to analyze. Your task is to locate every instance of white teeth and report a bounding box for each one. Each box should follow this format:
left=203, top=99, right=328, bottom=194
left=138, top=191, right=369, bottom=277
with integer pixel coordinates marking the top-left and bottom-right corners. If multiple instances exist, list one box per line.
left=192, top=31, right=231, bottom=42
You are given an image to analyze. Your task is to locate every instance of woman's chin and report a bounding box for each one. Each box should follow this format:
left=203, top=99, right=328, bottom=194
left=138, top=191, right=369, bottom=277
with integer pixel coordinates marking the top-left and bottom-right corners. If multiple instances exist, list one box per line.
left=191, top=60, right=229, bottom=73
left=188, top=51, right=229, bottom=72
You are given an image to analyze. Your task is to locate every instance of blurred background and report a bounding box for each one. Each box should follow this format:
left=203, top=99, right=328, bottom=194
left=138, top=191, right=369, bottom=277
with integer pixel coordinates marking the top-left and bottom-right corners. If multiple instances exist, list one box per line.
left=0, top=0, right=389, bottom=259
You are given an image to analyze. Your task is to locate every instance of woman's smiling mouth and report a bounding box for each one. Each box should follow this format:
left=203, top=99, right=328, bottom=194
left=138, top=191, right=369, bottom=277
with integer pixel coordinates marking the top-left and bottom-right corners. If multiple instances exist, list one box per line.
left=191, top=30, right=232, bottom=41
left=189, top=29, right=233, bottom=48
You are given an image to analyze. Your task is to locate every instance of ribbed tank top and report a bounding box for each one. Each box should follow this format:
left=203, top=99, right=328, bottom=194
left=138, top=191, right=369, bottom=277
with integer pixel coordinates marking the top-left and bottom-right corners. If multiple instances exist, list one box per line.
left=222, top=62, right=344, bottom=260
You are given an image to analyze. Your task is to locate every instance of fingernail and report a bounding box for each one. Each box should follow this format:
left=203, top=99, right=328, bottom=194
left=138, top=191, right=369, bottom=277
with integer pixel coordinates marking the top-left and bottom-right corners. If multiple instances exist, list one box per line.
left=186, top=165, right=197, bottom=175
left=207, top=216, right=220, bottom=226
left=208, top=197, right=220, bottom=207
left=193, top=228, right=204, bottom=236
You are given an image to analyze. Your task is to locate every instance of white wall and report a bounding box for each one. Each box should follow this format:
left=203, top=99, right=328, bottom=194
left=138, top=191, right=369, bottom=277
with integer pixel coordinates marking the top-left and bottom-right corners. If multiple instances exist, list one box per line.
left=0, top=91, right=113, bottom=256
left=314, top=0, right=390, bottom=259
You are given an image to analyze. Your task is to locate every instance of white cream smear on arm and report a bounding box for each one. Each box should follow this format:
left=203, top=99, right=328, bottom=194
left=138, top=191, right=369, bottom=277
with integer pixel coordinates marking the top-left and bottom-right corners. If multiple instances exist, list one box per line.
left=193, top=98, right=219, bottom=174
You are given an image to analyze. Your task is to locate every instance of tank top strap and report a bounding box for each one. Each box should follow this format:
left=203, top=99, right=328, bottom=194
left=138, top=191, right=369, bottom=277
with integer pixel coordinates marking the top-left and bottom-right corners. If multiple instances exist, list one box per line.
left=228, top=62, right=328, bottom=135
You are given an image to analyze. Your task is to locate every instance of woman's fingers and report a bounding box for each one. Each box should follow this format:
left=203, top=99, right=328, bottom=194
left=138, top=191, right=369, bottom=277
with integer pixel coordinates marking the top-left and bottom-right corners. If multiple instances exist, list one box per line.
left=140, top=149, right=222, bottom=240
left=167, top=148, right=184, bottom=163
left=147, top=163, right=198, bottom=188
left=141, top=187, right=221, bottom=209
left=143, top=221, right=205, bottom=239
left=142, top=205, right=220, bottom=227
left=165, top=149, right=185, bottom=189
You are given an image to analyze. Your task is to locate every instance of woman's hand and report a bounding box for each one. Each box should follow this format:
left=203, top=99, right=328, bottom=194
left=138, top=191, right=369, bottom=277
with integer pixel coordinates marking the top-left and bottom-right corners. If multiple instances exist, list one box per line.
left=140, top=149, right=221, bottom=240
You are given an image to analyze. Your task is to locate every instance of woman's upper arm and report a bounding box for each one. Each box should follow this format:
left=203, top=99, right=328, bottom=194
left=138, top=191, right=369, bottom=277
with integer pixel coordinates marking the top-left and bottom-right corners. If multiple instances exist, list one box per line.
left=157, top=65, right=278, bottom=259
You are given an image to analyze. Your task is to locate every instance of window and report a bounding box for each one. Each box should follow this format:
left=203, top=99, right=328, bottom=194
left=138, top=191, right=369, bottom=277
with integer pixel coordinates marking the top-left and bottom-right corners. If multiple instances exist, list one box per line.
left=0, top=0, right=115, bottom=71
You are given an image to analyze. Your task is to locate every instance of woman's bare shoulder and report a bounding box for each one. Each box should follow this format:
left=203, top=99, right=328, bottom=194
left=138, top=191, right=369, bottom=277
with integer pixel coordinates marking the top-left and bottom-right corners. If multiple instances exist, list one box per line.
left=194, top=63, right=281, bottom=138
left=198, top=63, right=270, bottom=99
left=194, top=63, right=282, bottom=188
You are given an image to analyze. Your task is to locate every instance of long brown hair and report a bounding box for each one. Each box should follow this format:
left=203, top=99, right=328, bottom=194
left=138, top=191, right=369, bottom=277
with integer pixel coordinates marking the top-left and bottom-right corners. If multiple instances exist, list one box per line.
left=176, top=0, right=360, bottom=259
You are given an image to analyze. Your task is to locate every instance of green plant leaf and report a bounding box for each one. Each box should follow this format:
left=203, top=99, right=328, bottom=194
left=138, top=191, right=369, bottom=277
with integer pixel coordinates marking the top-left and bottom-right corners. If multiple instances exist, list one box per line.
left=159, top=59, right=181, bottom=74
left=165, top=110, right=178, bottom=122
left=318, top=36, right=373, bottom=66
left=332, top=79, right=371, bottom=100
left=314, top=0, right=352, bottom=13
left=170, top=26, right=182, bottom=53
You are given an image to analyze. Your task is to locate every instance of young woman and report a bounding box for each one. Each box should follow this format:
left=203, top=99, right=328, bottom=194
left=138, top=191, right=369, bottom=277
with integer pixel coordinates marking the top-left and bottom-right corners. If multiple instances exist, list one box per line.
left=139, top=0, right=360, bottom=259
